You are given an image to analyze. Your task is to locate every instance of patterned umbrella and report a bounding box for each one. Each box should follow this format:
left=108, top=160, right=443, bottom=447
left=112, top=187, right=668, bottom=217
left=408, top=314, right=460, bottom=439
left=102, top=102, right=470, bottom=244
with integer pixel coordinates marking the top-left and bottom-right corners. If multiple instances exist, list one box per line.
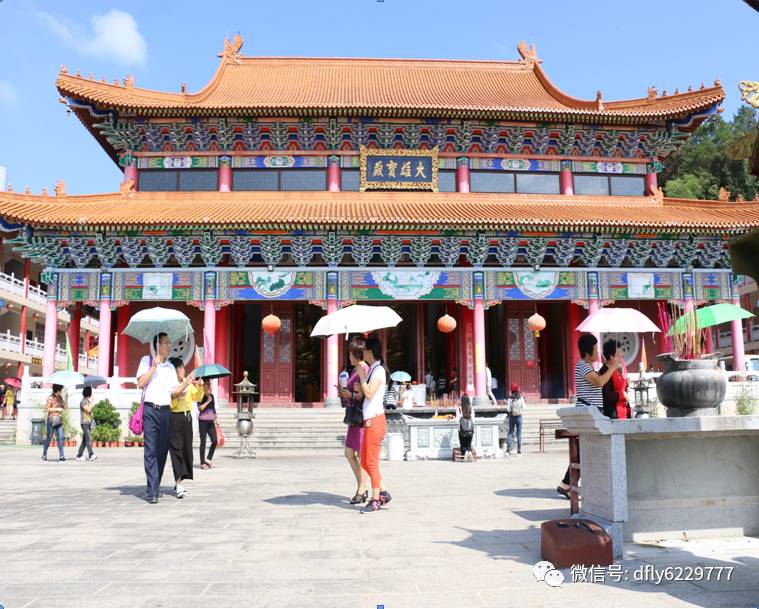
left=122, top=307, right=193, bottom=344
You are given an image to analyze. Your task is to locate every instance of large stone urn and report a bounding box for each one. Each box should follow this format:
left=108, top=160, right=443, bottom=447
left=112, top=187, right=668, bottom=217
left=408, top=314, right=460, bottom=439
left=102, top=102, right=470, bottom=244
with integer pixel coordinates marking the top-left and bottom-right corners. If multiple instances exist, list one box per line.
left=655, top=354, right=726, bottom=417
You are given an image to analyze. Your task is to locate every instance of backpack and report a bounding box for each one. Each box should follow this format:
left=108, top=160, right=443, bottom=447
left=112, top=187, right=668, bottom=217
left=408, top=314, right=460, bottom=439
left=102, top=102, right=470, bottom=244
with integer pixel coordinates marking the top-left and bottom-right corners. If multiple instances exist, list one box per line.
left=460, top=417, right=474, bottom=433
left=510, top=396, right=523, bottom=417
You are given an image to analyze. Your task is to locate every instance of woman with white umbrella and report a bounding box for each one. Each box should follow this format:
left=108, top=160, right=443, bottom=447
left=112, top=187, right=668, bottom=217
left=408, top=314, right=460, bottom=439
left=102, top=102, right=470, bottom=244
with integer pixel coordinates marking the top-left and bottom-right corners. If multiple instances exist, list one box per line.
left=355, top=337, right=392, bottom=513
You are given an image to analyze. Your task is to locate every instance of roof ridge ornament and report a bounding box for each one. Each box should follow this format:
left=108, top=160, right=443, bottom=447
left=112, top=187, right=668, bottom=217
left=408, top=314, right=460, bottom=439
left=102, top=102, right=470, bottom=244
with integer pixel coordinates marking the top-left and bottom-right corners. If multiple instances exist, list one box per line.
left=647, top=86, right=657, bottom=102
left=119, top=179, right=136, bottom=197
left=55, top=180, right=66, bottom=197
left=595, top=90, right=604, bottom=110
left=739, top=81, right=759, bottom=108
left=516, top=41, right=540, bottom=67
left=651, top=185, right=664, bottom=205
left=218, top=34, right=244, bottom=64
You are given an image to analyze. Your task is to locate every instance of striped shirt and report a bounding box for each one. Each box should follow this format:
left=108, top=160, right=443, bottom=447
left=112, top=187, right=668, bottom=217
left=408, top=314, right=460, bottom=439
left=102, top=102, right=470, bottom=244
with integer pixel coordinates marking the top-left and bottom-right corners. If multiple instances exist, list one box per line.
left=575, top=360, right=603, bottom=411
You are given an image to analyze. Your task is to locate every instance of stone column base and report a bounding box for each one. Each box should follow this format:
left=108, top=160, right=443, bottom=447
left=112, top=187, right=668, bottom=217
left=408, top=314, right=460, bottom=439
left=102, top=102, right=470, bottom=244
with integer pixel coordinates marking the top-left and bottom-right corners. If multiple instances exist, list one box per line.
left=324, top=397, right=342, bottom=409
left=472, top=395, right=491, bottom=409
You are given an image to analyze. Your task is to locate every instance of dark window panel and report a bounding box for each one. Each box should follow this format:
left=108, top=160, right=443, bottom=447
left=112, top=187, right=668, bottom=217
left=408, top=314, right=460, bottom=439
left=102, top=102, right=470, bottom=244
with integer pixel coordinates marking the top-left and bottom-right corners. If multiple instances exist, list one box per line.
left=233, top=170, right=279, bottom=191
left=438, top=170, right=456, bottom=192
left=610, top=176, right=645, bottom=196
left=178, top=170, right=218, bottom=191
left=341, top=170, right=360, bottom=191
left=470, top=171, right=515, bottom=193
left=515, top=173, right=560, bottom=194
left=138, top=170, right=179, bottom=191
left=280, top=169, right=327, bottom=191
left=573, top=174, right=609, bottom=196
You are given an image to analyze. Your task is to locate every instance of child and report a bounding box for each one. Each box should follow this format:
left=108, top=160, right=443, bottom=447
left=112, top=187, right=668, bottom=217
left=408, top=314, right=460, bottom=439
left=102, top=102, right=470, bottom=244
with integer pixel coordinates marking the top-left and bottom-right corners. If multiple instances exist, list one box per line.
left=458, top=394, right=476, bottom=461
left=506, top=383, right=526, bottom=456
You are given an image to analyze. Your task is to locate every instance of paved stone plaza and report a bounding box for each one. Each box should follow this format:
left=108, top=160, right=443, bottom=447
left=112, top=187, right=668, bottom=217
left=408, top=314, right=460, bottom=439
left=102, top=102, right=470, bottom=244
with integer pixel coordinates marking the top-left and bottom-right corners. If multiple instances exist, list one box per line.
left=0, top=446, right=757, bottom=608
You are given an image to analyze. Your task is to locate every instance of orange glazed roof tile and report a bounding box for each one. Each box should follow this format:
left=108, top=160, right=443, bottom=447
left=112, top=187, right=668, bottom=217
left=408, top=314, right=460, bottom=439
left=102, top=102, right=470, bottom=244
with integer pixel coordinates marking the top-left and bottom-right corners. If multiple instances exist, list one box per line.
left=1, top=190, right=758, bottom=234
left=56, top=38, right=724, bottom=122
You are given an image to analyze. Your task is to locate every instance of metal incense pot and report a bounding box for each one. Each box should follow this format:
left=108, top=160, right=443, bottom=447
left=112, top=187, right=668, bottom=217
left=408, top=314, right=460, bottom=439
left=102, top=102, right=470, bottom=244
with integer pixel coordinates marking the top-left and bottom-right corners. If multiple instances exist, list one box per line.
left=233, top=371, right=258, bottom=458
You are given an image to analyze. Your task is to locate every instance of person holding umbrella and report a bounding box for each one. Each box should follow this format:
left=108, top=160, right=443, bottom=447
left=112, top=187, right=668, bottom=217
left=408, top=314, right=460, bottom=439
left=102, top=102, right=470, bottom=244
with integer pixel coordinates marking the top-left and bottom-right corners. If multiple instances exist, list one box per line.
left=355, top=337, right=392, bottom=513
left=42, top=384, right=66, bottom=462
left=192, top=363, right=232, bottom=470
left=137, top=333, right=194, bottom=504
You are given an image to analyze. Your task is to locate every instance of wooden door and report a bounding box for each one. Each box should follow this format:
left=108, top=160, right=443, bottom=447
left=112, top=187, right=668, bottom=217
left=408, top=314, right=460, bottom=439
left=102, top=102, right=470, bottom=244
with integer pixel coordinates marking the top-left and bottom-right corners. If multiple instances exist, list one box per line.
left=506, top=303, right=540, bottom=397
left=260, top=303, right=294, bottom=403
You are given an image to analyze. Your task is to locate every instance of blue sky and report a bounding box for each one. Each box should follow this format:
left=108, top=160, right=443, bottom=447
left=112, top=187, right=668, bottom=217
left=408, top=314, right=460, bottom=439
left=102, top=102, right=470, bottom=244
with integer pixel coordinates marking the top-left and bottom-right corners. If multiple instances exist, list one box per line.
left=0, top=0, right=757, bottom=194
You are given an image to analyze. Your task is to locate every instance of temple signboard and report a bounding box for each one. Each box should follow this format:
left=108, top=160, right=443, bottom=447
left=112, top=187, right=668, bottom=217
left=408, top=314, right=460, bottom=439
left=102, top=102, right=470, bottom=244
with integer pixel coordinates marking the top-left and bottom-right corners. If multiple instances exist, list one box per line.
left=359, top=147, right=438, bottom=191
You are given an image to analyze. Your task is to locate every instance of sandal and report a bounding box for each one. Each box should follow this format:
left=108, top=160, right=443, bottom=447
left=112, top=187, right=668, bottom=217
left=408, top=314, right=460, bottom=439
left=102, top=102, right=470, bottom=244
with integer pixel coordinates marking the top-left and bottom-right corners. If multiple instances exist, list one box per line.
left=350, top=491, right=368, bottom=505
left=201, top=463, right=210, bottom=470
left=556, top=485, right=571, bottom=500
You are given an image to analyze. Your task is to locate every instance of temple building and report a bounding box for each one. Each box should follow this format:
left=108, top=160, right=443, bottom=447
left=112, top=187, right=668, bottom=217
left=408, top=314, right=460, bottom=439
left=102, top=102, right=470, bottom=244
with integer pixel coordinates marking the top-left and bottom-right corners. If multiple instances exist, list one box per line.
left=2, top=36, right=759, bottom=407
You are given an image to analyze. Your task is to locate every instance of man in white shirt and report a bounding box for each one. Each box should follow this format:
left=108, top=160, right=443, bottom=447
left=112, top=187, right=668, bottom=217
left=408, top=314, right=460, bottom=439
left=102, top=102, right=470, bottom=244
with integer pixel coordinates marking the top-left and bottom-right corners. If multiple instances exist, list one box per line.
left=137, top=332, right=194, bottom=504
left=485, top=366, right=498, bottom=406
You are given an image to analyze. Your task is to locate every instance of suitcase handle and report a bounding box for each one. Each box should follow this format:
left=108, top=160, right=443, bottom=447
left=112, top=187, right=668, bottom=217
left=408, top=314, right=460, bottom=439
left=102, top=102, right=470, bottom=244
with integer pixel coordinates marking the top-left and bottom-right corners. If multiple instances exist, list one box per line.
left=556, top=520, right=600, bottom=535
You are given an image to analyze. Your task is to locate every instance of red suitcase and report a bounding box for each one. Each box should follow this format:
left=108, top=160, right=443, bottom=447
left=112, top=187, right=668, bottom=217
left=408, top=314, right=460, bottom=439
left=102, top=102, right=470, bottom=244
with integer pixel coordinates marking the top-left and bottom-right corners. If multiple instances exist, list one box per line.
left=540, top=518, right=613, bottom=568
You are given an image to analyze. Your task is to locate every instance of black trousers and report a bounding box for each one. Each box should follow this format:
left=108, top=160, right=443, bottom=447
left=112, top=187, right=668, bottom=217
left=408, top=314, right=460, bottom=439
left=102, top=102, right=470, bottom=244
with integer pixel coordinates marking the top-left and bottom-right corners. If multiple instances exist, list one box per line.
left=77, top=422, right=94, bottom=458
left=143, top=404, right=172, bottom=497
left=459, top=430, right=474, bottom=453
left=170, top=411, right=194, bottom=482
left=199, top=419, right=218, bottom=464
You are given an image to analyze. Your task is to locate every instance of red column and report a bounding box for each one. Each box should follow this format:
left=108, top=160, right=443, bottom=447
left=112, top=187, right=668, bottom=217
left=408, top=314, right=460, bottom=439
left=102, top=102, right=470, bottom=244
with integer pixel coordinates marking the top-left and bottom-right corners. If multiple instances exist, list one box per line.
left=325, top=299, right=339, bottom=407
left=204, top=301, right=216, bottom=363
left=19, top=258, right=30, bottom=358
left=416, top=302, right=425, bottom=383
left=218, top=160, right=232, bottom=192
left=42, top=299, right=58, bottom=378
left=462, top=306, right=475, bottom=396
left=327, top=156, right=340, bottom=192
left=456, top=158, right=470, bottom=193
left=560, top=161, right=574, bottom=195
left=472, top=299, right=488, bottom=406
left=116, top=303, right=130, bottom=383
left=97, top=301, right=111, bottom=378
left=588, top=299, right=601, bottom=364
left=731, top=296, right=746, bottom=372
left=124, top=164, right=138, bottom=190
left=66, top=306, right=82, bottom=371
left=567, top=302, right=582, bottom=395
left=645, top=171, right=658, bottom=195
left=215, top=304, right=230, bottom=401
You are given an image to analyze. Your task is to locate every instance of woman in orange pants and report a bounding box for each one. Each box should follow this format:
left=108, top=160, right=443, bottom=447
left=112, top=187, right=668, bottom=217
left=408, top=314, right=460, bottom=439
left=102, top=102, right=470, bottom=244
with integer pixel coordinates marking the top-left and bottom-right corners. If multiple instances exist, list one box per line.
left=355, top=337, right=392, bottom=513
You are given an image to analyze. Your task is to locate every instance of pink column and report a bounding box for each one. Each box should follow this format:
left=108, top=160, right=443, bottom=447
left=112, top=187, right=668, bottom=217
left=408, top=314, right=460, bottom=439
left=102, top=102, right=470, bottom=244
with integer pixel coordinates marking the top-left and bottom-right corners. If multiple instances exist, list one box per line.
left=97, top=301, right=112, bottom=378
left=218, top=158, right=232, bottom=192
left=462, top=307, right=475, bottom=396
left=325, top=299, right=340, bottom=407
left=456, top=158, right=470, bottom=193
left=42, top=299, right=58, bottom=378
left=327, top=156, right=340, bottom=192
left=116, top=303, right=130, bottom=383
left=215, top=305, right=230, bottom=401
left=645, top=171, right=658, bottom=195
left=588, top=299, right=601, bottom=364
left=204, top=301, right=216, bottom=363
left=560, top=161, right=574, bottom=195
left=124, top=164, right=138, bottom=190
left=472, top=299, right=488, bottom=407
left=66, top=306, right=82, bottom=370
left=731, top=297, right=746, bottom=372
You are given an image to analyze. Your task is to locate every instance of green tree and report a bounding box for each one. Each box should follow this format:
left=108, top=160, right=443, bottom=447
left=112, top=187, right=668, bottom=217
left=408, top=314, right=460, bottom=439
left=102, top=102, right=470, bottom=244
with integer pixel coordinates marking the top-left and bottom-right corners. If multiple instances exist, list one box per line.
left=661, top=106, right=758, bottom=201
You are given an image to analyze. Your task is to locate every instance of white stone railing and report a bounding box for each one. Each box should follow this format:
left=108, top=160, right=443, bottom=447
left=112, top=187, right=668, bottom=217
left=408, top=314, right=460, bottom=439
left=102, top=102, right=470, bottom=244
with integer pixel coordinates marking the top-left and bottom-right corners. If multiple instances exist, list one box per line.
left=15, top=366, right=141, bottom=445
left=0, top=271, right=47, bottom=305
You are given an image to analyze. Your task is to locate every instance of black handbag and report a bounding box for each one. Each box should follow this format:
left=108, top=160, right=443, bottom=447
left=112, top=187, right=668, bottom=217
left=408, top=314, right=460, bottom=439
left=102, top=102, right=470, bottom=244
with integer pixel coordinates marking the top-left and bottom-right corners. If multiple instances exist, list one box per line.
left=50, top=414, right=63, bottom=429
left=343, top=402, right=364, bottom=427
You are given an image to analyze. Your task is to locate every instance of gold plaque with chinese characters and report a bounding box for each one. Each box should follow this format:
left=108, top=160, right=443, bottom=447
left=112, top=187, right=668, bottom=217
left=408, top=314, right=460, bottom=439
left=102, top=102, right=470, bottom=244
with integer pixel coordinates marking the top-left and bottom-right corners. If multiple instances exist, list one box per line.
left=359, top=147, right=439, bottom=191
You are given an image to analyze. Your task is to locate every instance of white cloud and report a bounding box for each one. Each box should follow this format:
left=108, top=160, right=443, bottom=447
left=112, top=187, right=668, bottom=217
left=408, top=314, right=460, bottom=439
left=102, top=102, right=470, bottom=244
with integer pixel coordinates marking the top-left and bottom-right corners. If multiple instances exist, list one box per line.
left=37, top=9, right=147, bottom=68
left=0, top=80, right=18, bottom=107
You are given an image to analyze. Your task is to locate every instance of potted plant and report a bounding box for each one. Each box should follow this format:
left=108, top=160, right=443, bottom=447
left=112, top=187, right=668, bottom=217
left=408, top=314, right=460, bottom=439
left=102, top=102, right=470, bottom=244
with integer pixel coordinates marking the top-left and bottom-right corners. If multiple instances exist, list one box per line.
left=655, top=303, right=726, bottom=417
left=91, top=399, right=122, bottom=447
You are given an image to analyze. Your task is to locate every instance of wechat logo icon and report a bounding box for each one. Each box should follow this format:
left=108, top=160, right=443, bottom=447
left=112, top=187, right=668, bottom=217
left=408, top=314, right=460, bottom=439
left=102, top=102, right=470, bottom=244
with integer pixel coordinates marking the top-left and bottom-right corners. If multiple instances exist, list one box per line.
left=533, top=560, right=565, bottom=588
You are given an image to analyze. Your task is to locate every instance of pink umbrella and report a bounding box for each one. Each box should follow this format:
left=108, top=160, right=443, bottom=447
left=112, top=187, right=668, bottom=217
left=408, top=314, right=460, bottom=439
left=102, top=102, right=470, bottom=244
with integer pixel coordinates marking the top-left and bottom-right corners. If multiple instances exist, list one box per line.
left=3, top=377, right=21, bottom=389
left=576, top=308, right=660, bottom=334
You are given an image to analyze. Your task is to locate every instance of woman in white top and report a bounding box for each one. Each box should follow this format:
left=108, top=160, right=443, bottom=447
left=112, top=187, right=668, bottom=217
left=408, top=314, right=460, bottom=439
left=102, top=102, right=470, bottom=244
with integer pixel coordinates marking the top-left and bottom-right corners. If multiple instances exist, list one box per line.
left=400, top=382, right=415, bottom=409
left=355, top=337, right=392, bottom=513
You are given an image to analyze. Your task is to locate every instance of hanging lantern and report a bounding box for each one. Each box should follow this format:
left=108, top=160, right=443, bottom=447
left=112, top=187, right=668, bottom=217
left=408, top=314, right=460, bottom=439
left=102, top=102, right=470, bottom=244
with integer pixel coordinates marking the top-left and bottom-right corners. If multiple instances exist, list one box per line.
left=262, top=314, right=281, bottom=334
left=527, top=312, right=546, bottom=337
left=437, top=314, right=457, bottom=334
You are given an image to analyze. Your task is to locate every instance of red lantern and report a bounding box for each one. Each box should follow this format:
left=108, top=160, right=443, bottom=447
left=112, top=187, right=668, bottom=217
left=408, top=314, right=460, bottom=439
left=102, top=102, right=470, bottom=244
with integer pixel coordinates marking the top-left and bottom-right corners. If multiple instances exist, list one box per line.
left=262, top=314, right=281, bottom=334
left=437, top=314, right=457, bottom=333
left=527, top=312, right=546, bottom=337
